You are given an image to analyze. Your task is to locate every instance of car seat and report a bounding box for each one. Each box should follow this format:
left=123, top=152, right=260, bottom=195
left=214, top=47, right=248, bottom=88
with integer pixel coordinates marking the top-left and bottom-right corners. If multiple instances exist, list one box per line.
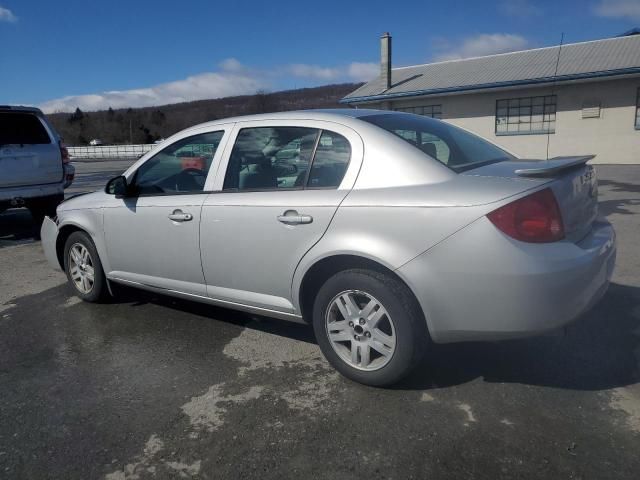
left=238, top=153, right=278, bottom=190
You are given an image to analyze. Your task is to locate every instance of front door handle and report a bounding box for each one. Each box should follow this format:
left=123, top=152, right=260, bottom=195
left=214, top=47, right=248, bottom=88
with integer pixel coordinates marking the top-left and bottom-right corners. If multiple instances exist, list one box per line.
left=277, top=210, right=313, bottom=225
left=168, top=209, right=193, bottom=222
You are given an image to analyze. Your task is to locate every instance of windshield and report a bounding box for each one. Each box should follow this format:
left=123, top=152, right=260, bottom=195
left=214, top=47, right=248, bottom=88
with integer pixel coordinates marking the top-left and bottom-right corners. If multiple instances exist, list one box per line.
left=360, top=113, right=515, bottom=173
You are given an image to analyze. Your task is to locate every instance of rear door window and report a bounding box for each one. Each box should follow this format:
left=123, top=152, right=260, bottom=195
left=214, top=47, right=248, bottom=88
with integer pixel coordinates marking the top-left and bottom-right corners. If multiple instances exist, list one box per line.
left=307, top=131, right=351, bottom=188
left=0, top=112, right=51, bottom=145
left=223, top=127, right=319, bottom=190
left=223, top=127, right=352, bottom=191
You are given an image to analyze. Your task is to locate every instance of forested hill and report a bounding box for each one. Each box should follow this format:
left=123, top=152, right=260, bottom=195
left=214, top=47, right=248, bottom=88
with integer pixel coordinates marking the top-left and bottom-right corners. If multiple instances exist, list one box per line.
left=46, top=83, right=362, bottom=146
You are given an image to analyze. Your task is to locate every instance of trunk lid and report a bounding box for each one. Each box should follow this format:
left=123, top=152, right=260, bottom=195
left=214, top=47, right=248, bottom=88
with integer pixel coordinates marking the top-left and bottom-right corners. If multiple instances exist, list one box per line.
left=0, top=111, right=63, bottom=188
left=464, top=156, right=598, bottom=242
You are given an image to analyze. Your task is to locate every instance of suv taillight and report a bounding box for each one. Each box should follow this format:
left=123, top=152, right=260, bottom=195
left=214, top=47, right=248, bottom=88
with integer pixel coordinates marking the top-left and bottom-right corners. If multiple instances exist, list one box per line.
left=487, top=188, right=564, bottom=243
left=59, top=141, right=70, bottom=164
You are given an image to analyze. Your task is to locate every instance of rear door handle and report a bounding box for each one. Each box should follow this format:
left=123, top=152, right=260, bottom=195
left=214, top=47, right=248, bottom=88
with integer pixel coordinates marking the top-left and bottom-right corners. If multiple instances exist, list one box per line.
left=168, top=209, right=193, bottom=222
left=277, top=210, right=313, bottom=225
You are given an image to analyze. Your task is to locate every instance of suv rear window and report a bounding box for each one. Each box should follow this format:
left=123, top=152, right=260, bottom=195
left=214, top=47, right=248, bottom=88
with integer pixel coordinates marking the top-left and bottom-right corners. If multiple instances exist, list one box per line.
left=360, top=113, right=514, bottom=173
left=0, top=112, right=52, bottom=145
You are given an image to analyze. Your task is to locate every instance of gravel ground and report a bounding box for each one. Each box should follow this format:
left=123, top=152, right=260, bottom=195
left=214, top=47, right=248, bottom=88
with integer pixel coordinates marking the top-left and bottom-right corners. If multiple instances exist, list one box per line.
left=0, top=163, right=638, bottom=479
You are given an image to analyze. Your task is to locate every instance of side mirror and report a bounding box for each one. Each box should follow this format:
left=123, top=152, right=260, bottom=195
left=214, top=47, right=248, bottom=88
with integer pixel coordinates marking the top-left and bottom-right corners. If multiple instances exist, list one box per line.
left=105, top=175, right=129, bottom=197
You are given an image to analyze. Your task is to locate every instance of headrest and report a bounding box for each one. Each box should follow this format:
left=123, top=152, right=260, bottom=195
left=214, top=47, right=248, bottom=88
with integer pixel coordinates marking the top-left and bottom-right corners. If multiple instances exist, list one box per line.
left=422, top=142, right=437, bottom=159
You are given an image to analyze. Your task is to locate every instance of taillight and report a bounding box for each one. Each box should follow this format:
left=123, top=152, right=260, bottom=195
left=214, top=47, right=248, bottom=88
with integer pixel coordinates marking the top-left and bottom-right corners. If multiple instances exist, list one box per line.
left=59, top=141, right=70, bottom=164
left=487, top=188, right=564, bottom=243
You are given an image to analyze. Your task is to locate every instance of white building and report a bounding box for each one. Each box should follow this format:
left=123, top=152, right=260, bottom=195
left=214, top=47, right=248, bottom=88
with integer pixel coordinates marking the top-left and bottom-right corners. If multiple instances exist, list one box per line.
left=342, top=32, right=640, bottom=164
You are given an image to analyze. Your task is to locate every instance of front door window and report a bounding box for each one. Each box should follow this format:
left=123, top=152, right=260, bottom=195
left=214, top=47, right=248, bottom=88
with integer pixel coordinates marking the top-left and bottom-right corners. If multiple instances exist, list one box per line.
left=133, top=131, right=224, bottom=195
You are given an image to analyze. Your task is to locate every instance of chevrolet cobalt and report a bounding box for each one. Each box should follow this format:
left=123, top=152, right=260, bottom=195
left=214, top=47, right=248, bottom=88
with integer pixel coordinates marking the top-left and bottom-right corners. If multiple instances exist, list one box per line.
left=41, top=110, right=616, bottom=386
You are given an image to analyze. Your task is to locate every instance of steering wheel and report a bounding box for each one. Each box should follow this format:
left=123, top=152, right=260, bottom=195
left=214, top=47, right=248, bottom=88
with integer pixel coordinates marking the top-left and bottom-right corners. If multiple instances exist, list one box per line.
left=182, top=168, right=206, bottom=178
left=176, top=167, right=207, bottom=190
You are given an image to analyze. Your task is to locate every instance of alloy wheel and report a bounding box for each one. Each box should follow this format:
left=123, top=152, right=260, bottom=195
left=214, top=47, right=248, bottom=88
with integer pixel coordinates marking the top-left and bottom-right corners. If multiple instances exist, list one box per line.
left=68, top=243, right=95, bottom=294
left=325, top=290, right=396, bottom=371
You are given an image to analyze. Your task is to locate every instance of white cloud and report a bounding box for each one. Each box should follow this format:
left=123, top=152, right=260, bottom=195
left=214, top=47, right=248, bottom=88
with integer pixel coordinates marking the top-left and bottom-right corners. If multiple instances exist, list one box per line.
left=433, top=33, right=530, bottom=61
left=286, top=64, right=341, bottom=80
left=285, top=62, right=378, bottom=82
left=218, top=57, right=244, bottom=72
left=593, top=0, right=640, bottom=20
left=40, top=70, right=266, bottom=113
left=0, top=6, right=17, bottom=22
left=500, top=0, right=542, bottom=17
left=38, top=58, right=378, bottom=113
left=347, top=62, right=379, bottom=82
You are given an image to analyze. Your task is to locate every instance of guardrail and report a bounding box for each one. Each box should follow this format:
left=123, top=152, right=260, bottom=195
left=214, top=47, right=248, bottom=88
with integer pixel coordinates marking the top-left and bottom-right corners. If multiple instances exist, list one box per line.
left=67, top=144, right=157, bottom=159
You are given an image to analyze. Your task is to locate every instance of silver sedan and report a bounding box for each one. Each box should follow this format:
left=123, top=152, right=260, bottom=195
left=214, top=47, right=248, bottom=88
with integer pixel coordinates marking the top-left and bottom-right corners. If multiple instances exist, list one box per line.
left=41, top=110, right=616, bottom=386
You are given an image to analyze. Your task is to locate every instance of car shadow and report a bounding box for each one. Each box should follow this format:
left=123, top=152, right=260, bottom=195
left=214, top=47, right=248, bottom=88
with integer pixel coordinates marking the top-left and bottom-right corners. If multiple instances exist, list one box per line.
left=109, top=281, right=639, bottom=392
left=110, top=284, right=317, bottom=344
left=397, top=282, right=640, bottom=392
left=0, top=208, right=42, bottom=245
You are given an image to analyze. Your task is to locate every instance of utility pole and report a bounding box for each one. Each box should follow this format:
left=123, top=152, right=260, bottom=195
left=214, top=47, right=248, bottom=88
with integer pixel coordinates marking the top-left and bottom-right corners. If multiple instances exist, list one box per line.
left=129, top=119, right=133, bottom=144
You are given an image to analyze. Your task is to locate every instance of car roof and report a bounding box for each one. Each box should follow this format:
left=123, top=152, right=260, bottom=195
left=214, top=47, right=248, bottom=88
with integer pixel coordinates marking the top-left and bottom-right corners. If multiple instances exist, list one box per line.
left=181, top=108, right=391, bottom=133
left=0, top=105, right=45, bottom=115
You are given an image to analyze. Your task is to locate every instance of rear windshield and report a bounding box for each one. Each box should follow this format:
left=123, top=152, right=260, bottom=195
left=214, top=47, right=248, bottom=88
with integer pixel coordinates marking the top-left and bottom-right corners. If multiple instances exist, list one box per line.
left=360, top=113, right=514, bottom=173
left=0, top=112, right=52, bottom=145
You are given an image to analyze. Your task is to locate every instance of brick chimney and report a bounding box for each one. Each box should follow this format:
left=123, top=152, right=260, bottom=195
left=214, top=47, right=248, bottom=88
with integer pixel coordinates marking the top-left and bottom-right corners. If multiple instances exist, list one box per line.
left=381, top=32, right=392, bottom=90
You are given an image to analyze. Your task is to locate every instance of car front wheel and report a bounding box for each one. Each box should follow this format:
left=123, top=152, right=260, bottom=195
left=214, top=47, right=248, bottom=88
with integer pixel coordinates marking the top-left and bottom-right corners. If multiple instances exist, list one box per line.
left=312, top=269, right=428, bottom=387
left=63, top=231, right=109, bottom=302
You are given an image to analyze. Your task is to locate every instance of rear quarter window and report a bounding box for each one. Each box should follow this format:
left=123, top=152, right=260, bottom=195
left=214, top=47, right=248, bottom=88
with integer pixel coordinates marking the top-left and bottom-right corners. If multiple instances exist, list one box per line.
left=360, top=113, right=514, bottom=173
left=0, top=112, right=52, bottom=145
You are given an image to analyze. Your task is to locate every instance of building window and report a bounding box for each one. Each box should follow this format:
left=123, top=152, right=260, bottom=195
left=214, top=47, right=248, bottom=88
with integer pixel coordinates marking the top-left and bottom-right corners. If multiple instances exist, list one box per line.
left=394, top=105, right=442, bottom=119
left=635, top=88, right=640, bottom=130
left=495, top=95, right=556, bottom=135
left=581, top=101, right=601, bottom=119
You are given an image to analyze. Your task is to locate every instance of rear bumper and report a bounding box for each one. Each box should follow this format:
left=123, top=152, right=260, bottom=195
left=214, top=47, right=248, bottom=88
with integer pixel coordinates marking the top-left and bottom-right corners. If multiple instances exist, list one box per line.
left=0, top=165, right=74, bottom=203
left=41, top=216, right=62, bottom=270
left=398, top=217, right=616, bottom=343
left=0, top=183, right=65, bottom=203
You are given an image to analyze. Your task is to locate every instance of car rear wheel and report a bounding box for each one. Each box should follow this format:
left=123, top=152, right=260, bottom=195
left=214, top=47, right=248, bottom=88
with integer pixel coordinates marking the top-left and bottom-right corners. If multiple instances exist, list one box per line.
left=63, top=231, right=109, bottom=302
left=312, top=268, right=427, bottom=387
left=28, top=194, right=64, bottom=223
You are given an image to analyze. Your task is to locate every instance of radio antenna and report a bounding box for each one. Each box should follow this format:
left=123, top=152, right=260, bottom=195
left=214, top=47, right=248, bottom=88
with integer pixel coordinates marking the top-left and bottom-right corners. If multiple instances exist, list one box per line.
left=546, top=32, right=564, bottom=161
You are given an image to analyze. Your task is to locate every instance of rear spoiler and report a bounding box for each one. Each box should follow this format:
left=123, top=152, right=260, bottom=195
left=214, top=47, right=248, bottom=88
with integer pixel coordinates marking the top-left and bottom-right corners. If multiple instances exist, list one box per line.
left=514, top=155, right=595, bottom=177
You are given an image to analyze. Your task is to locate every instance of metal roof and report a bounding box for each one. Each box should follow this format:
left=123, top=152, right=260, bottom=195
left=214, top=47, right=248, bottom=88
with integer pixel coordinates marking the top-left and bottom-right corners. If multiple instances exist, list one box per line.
left=342, top=34, right=640, bottom=104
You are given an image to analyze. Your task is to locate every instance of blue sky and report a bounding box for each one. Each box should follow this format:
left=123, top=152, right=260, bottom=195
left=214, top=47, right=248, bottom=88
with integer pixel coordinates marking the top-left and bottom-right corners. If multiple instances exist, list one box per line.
left=1, top=0, right=639, bottom=112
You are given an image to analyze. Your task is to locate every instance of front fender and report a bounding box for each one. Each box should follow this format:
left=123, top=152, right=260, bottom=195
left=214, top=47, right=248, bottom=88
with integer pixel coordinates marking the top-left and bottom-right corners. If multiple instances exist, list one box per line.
left=41, top=216, right=61, bottom=270
left=52, top=208, right=107, bottom=272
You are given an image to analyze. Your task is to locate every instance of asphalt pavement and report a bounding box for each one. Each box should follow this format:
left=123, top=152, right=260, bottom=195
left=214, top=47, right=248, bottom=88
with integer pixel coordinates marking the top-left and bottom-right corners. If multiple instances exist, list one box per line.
left=0, top=162, right=638, bottom=479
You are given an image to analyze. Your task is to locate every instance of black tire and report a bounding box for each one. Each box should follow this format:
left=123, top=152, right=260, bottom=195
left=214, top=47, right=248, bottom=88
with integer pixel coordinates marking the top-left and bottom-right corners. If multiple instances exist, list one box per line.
left=63, top=231, right=109, bottom=302
left=28, top=194, right=64, bottom=223
left=312, top=268, right=428, bottom=387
